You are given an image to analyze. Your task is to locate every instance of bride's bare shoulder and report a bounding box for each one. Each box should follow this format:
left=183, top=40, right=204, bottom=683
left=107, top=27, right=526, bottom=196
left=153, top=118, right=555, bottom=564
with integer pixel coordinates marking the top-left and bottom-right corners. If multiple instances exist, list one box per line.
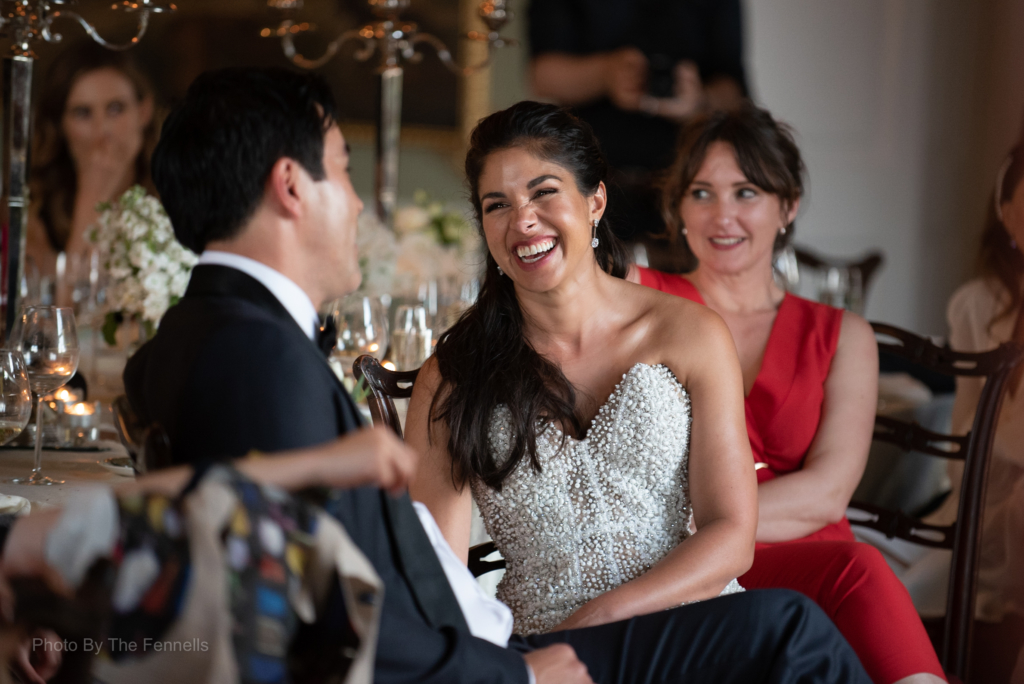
left=622, top=279, right=734, bottom=360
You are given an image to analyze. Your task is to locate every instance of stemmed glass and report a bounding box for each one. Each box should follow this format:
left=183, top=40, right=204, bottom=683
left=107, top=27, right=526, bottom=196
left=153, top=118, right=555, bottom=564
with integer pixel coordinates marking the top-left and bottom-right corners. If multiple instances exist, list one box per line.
left=0, top=351, right=33, bottom=446
left=392, top=305, right=433, bottom=371
left=329, top=295, right=390, bottom=381
left=11, top=307, right=80, bottom=485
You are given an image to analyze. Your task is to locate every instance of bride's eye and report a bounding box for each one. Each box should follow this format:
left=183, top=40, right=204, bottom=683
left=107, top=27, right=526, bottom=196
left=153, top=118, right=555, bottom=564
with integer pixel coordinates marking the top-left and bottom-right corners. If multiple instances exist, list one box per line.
left=534, top=188, right=557, bottom=199
left=484, top=201, right=508, bottom=213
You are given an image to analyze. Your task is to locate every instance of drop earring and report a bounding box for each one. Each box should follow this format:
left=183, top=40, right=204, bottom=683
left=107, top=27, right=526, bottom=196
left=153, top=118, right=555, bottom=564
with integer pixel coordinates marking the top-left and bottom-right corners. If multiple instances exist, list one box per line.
left=497, top=265, right=504, bottom=276
left=591, top=219, right=600, bottom=249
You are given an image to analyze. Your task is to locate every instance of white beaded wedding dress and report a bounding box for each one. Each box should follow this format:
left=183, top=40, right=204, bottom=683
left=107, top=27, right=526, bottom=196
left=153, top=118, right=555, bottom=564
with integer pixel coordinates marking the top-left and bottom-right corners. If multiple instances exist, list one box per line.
left=472, top=363, right=744, bottom=635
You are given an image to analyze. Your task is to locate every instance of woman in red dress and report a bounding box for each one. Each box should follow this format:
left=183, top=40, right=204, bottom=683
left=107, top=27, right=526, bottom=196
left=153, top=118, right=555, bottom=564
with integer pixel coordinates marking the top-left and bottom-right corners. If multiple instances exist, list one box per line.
left=630, top=106, right=945, bottom=684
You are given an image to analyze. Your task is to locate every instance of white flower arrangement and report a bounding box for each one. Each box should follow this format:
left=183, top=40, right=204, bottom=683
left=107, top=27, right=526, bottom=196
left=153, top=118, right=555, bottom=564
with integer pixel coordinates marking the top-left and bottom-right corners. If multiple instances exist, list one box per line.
left=89, top=185, right=197, bottom=345
left=390, top=190, right=483, bottom=295
left=355, top=210, right=397, bottom=297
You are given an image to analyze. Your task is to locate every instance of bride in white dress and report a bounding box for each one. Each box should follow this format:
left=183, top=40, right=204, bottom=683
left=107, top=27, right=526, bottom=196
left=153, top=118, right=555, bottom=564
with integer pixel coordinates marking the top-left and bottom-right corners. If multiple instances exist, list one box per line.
left=407, top=101, right=757, bottom=635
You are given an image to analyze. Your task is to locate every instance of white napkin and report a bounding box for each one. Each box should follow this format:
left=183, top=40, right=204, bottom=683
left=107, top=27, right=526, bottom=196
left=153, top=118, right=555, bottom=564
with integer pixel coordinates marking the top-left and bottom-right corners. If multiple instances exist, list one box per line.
left=0, top=494, right=30, bottom=516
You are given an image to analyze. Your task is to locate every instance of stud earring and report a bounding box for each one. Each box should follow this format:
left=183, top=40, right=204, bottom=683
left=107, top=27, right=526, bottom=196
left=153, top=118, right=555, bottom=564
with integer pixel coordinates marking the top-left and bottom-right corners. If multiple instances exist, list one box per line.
left=681, top=226, right=688, bottom=236
left=591, top=219, right=600, bottom=249
left=497, top=265, right=504, bottom=276
left=780, top=226, right=787, bottom=235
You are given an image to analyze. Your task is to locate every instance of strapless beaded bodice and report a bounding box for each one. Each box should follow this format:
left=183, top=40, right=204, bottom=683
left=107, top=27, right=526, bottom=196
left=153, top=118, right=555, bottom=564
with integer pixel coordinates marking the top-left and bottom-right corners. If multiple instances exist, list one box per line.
left=471, top=363, right=743, bottom=635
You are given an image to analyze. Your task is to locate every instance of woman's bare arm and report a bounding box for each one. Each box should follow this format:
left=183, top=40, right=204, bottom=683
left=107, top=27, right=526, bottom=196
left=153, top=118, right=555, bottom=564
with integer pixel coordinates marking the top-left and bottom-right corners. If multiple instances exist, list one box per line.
left=753, top=311, right=878, bottom=543
left=406, top=357, right=475, bottom=564
left=553, top=301, right=758, bottom=630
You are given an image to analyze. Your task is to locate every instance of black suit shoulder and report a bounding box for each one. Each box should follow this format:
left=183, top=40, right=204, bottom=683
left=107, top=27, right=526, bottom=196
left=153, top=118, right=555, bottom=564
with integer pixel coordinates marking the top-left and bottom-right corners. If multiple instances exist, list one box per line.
left=125, top=293, right=360, bottom=464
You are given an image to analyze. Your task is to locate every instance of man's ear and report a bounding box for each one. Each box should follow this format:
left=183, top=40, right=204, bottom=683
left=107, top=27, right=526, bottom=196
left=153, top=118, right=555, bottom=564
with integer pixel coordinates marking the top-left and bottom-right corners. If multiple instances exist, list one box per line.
left=266, top=157, right=303, bottom=219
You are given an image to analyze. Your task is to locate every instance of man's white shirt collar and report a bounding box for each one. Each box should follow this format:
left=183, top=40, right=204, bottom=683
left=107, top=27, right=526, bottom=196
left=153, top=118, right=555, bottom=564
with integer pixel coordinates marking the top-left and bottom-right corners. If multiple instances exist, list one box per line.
left=198, top=251, right=319, bottom=340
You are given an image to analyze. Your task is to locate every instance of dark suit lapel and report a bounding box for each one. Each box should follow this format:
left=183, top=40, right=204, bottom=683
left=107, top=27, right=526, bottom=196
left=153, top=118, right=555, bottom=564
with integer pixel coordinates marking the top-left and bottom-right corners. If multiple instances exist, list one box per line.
left=382, top=492, right=470, bottom=632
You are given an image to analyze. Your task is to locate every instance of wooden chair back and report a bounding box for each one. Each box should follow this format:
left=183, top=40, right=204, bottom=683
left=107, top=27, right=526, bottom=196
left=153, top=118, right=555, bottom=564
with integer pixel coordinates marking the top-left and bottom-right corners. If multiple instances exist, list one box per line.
left=110, top=394, right=173, bottom=473
left=352, top=354, right=505, bottom=576
left=848, top=322, right=1023, bottom=680
left=352, top=355, right=419, bottom=440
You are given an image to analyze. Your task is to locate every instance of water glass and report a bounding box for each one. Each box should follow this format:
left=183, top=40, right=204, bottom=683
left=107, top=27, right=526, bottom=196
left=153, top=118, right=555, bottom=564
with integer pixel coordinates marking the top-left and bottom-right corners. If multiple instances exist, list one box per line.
left=0, top=351, right=32, bottom=446
left=392, top=305, right=433, bottom=372
left=329, top=295, right=389, bottom=380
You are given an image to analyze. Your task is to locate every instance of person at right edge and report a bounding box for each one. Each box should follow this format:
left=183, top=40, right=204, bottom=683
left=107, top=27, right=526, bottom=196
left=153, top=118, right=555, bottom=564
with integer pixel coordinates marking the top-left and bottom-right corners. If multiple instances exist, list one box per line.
left=529, top=0, right=747, bottom=269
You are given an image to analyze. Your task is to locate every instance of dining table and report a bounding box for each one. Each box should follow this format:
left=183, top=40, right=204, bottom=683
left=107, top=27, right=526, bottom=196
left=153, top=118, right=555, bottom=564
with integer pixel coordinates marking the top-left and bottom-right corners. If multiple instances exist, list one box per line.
left=0, top=443, right=130, bottom=510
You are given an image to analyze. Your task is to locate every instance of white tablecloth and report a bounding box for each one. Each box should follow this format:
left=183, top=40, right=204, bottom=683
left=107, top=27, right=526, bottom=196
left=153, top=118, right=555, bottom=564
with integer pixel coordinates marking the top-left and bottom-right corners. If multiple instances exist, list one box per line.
left=0, top=443, right=129, bottom=509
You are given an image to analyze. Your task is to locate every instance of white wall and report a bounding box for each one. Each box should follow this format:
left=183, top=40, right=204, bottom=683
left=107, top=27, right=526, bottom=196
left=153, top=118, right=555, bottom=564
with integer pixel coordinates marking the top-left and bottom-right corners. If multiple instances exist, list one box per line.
left=746, top=0, right=1024, bottom=334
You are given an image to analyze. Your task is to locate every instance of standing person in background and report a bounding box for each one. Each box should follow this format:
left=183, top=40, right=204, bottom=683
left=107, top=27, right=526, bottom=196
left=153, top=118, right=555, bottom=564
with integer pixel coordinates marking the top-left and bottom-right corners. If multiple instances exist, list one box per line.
left=529, top=0, right=747, bottom=266
left=27, top=42, right=157, bottom=305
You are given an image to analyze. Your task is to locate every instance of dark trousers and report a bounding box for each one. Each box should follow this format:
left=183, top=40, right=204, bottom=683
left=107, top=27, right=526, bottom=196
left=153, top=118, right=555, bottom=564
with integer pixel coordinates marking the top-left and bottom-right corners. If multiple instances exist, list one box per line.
left=513, top=589, right=870, bottom=684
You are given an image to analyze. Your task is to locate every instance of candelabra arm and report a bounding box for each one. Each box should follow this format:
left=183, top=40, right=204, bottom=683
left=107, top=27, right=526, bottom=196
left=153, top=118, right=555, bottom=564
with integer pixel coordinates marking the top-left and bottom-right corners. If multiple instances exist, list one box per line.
left=282, top=28, right=374, bottom=70
left=410, top=31, right=514, bottom=76
left=45, top=10, right=152, bottom=50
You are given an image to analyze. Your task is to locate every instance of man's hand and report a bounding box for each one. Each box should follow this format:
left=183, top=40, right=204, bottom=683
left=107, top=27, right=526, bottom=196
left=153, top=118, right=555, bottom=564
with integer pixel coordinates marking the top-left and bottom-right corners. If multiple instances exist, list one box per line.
left=602, top=48, right=648, bottom=112
left=316, top=427, right=419, bottom=494
left=639, top=60, right=706, bottom=122
left=523, top=644, right=594, bottom=684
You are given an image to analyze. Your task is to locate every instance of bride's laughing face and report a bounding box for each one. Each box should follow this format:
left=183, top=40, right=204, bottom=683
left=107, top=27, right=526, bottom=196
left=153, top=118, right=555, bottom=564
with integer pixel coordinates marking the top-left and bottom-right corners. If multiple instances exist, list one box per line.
left=477, top=146, right=605, bottom=292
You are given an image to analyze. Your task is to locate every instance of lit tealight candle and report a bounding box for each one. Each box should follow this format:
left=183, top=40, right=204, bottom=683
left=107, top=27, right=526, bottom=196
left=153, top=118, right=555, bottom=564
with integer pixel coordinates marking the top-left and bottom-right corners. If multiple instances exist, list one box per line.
left=70, top=402, right=95, bottom=416
left=63, top=401, right=100, bottom=430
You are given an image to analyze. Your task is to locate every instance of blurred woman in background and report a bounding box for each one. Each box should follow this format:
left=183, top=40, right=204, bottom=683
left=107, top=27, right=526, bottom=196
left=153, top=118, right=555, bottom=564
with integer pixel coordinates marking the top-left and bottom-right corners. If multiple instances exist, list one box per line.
left=630, top=106, right=944, bottom=683
left=933, top=145, right=1024, bottom=678
left=27, top=42, right=157, bottom=305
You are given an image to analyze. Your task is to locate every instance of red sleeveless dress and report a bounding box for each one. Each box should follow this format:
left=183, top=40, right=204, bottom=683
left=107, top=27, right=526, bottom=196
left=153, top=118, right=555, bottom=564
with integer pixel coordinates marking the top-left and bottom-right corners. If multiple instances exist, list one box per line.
left=639, top=267, right=945, bottom=683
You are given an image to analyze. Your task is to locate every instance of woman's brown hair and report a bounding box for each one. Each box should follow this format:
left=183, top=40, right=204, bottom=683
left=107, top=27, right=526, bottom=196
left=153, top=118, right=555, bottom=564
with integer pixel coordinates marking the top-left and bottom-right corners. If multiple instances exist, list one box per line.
left=30, top=42, right=159, bottom=253
left=661, top=105, right=805, bottom=269
left=978, top=145, right=1024, bottom=331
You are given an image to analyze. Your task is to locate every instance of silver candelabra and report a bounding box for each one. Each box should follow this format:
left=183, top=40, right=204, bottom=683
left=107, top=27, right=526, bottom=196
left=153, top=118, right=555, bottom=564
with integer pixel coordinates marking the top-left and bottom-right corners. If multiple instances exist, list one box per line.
left=0, top=0, right=174, bottom=339
left=266, top=0, right=515, bottom=228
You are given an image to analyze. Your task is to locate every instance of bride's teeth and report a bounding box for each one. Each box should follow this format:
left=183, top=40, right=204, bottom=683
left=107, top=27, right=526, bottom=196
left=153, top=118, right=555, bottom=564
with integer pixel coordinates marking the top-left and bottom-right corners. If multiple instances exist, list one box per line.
left=517, top=239, right=555, bottom=259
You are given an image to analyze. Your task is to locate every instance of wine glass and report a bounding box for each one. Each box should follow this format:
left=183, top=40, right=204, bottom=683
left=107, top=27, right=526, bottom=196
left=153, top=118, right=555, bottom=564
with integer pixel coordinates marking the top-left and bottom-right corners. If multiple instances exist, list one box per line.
left=0, top=351, right=32, bottom=446
left=12, top=307, right=80, bottom=485
left=392, top=305, right=433, bottom=371
left=329, top=295, right=389, bottom=382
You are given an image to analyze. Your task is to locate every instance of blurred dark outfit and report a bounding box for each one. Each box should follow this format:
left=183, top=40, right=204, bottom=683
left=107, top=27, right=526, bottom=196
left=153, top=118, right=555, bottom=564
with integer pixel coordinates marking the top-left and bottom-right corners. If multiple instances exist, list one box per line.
left=529, top=0, right=748, bottom=243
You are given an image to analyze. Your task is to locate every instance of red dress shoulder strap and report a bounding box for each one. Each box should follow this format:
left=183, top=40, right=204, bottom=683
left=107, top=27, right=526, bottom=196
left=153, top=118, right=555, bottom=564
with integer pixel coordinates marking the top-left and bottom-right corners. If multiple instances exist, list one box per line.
left=637, top=266, right=704, bottom=304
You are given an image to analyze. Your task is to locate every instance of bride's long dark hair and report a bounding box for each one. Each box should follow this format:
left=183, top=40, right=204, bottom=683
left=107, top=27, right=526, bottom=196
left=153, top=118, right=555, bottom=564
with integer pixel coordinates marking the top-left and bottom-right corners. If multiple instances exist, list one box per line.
left=430, top=101, right=630, bottom=491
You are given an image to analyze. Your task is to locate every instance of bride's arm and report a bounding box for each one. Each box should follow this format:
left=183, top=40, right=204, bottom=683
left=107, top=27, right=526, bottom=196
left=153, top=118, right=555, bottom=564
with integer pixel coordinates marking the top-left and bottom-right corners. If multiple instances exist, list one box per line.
left=406, top=357, right=475, bottom=564
left=553, top=303, right=758, bottom=631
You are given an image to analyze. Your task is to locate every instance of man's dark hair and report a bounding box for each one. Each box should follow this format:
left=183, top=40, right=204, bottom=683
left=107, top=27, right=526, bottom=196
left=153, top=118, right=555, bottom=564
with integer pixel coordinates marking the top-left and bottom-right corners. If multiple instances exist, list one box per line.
left=152, top=67, right=337, bottom=253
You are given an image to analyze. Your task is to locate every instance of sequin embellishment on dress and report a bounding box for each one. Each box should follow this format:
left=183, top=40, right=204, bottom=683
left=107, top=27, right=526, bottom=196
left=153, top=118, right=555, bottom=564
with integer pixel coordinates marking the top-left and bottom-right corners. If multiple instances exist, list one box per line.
left=473, top=363, right=744, bottom=635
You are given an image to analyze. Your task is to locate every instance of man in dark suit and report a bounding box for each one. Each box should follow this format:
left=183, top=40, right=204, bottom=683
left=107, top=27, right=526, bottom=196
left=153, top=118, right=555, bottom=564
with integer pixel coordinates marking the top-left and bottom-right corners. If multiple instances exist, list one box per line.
left=125, top=68, right=870, bottom=684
